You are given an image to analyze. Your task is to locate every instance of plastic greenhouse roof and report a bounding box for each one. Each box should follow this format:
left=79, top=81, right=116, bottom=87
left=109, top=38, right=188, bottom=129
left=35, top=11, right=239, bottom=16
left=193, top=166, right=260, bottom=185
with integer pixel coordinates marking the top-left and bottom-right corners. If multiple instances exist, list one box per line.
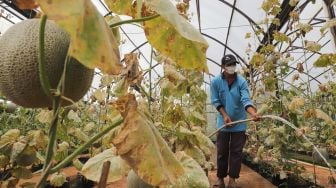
left=1, top=0, right=335, bottom=91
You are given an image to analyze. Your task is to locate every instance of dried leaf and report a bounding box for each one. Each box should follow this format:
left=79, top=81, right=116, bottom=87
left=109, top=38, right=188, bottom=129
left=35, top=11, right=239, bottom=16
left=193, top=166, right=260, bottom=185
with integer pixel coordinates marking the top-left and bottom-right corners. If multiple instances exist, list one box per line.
left=36, top=110, right=53, bottom=124
left=279, top=171, right=287, bottom=180
left=297, top=23, right=313, bottom=34
left=288, top=97, right=305, bottom=111
left=105, top=0, right=134, bottom=16
left=143, top=0, right=208, bottom=72
left=27, top=130, right=46, bottom=149
left=123, top=53, right=142, bottom=84
left=84, top=122, right=96, bottom=133
left=320, top=18, right=336, bottom=34
left=15, top=146, right=37, bottom=166
left=0, top=129, right=20, bottom=147
left=164, top=152, right=209, bottom=188
left=112, top=94, right=184, bottom=186
left=67, top=110, right=81, bottom=122
left=183, top=145, right=206, bottom=166
left=50, top=172, right=67, bottom=187
left=178, top=127, right=214, bottom=158
left=81, top=149, right=129, bottom=183
left=296, top=63, right=304, bottom=73
left=315, top=109, right=335, bottom=125
left=93, top=89, right=107, bottom=103
left=69, top=128, right=89, bottom=142
left=12, top=167, right=33, bottom=179
left=164, top=61, right=186, bottom=83
left=305, top=40, right=321, bottom=52
left=15, top=0, right=39, bottom=9
left=10, top=142, right=26, bottom=162
left=37, top=0, right=122, bottom=74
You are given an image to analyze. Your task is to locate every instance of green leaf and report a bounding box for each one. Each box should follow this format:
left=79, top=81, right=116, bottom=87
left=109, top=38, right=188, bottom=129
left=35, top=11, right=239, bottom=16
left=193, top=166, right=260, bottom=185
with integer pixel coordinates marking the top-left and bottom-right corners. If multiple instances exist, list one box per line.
left=143, top=1, right=208, bottom=72
left=314, top=54, right=336, bottom=67
left=105, top=16, right=122, bottom=46
left=81, top=149, right=130, bottom=183
left=164, top=152, right=209, bottom=188
left=105, top=0, right=134, bottom=16
left=37, top=0, right=122, bottom=75
left=112, top=95, right=184, bottom=186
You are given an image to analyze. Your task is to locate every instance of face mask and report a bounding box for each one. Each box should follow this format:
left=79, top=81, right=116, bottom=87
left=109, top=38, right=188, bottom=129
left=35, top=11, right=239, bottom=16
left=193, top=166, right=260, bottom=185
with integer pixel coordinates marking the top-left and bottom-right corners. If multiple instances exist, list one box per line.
left=225, top=65, right=236, bottom=74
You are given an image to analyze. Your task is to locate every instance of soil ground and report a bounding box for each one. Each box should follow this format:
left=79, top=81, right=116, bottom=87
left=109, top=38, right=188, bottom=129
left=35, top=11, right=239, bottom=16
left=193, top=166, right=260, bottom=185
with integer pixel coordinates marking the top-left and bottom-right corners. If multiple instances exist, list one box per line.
left=17, top=157, right=335, bottom=188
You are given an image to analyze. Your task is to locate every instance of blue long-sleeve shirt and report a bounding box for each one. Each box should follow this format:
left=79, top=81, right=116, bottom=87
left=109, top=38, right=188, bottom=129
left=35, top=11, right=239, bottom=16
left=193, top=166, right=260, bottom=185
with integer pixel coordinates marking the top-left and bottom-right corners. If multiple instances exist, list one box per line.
left=210, top=73, right=253, bottom=132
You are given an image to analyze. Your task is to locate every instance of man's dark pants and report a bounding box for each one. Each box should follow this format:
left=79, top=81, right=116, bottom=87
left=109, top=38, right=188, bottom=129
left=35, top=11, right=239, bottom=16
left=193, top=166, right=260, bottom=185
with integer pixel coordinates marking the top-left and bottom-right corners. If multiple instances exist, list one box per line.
left=217, top=131, right=246, bottom=179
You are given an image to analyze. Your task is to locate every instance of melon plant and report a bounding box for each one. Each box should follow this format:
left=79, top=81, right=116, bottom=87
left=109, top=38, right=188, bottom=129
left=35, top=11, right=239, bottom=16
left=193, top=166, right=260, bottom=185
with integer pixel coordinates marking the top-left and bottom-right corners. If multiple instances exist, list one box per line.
left=127, top=170, right=153, bottom=188
left=0, top=19, right=94, bottom=108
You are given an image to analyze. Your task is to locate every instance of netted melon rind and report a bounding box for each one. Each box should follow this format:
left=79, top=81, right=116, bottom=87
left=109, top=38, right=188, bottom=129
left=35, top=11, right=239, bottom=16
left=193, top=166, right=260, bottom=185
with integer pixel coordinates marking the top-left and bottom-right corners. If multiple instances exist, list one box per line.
left=0, top=19, right=94, bottom=108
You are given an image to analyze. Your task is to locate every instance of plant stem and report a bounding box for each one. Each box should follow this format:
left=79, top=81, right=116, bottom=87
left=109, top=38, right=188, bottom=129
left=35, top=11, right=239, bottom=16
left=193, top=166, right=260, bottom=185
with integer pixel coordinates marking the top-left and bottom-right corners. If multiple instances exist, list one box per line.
left=36, top=14, right=61, bottom=188
left=43, top=98, right=61, bottom=172
left=49, top=116, right=123, bottom=173
left=38, top=15, right=51, bottom=98
left=109, top=14, right=159, bottom=28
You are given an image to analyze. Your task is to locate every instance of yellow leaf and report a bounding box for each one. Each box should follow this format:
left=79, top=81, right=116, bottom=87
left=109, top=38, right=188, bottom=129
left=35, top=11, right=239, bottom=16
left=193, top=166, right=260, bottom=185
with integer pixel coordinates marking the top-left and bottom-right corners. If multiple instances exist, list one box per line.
left=112, top=94, right=184, bottom=186
left=315, top=109, right=335, bottom=125
left=105, top=0, right=134, bottom=16
left=67, top=110, right=81, bottom=122
left=183, top=145, right=206, bottom=166
left=164, top=152, right=209, bottom=188
left=93, top=89, right=107, bottom=103
left=143, top=0, right=208, bottom=72
left=0, top=129, right=20, bottom=147
left=37, top=0, right=122, bottom=75
left=36, top=110, right=53, bottom=124
left=288, top=97, right=305, bottom=111
left=81, top=149, right=129, bottom=183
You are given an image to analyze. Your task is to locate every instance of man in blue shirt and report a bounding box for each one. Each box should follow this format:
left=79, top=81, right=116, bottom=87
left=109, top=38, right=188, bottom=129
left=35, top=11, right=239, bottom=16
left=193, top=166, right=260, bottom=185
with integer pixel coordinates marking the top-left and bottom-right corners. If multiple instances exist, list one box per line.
left=211, top=54, right=260, bottom=188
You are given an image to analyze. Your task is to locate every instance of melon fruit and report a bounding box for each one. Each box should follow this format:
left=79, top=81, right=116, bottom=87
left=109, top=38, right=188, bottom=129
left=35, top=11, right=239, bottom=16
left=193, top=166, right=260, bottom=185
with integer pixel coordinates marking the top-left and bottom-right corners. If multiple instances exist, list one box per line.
left=0, top=19, right=94, bottom=108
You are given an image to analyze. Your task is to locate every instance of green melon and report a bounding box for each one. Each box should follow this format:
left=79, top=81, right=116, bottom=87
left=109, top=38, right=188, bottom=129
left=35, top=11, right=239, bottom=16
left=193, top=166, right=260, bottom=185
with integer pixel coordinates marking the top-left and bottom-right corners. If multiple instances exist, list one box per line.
left=0, top=19, right=94, bottom=108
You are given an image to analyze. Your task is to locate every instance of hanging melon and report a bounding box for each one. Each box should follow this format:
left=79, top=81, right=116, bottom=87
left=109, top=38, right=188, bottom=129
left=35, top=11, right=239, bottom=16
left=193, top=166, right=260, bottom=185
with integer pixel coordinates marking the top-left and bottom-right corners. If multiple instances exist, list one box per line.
left=0, top=19, right=94, bottom=108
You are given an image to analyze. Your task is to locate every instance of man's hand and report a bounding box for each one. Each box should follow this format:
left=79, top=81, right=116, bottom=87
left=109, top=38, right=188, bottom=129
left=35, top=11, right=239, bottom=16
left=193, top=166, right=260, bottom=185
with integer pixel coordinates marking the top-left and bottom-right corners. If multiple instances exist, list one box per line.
left=251, top=113, right=261, bottom=121
left=246, top=106, right=262, bottom=121
left=222, top=114, right=232, bottom=127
